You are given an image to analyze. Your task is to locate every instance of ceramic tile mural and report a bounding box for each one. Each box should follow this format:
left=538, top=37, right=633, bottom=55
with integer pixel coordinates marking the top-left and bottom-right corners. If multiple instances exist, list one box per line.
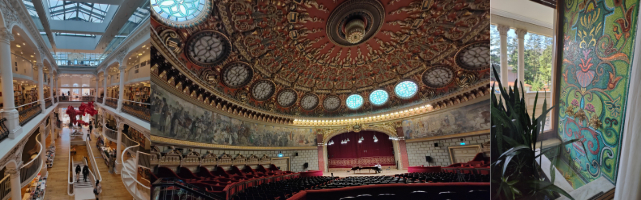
left=558, top=0, right=638, bottom=184
left=150, top=84, right=317, bottom=147
left=401, top=100, right=490, bottom=139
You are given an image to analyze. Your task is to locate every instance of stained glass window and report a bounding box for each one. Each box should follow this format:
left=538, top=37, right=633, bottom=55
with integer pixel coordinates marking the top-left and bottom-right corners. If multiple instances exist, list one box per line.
left=395, top=81, right=418, bottom=99
left=151, top=0, right=205, bottom=22
left=346, top=94, right=363, bottom=109
left=369, top=89, right=388, bottom=106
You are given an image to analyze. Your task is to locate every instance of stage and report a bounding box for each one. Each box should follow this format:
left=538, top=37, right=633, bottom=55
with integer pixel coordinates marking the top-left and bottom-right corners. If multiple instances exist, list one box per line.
left=324, top=168, right=408, bottom=177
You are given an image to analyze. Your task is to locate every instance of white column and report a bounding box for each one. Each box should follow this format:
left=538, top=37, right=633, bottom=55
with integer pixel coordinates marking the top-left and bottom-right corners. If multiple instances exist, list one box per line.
left=516, top=28, right=527, bottom=85
left=37, top=63, right=45, bottom=111
left=7, top=167, right=21, bottom=200
left=115, top=118, right=123, bottom=174
left=103, top=75, right=107, bottom=104
left=497, top=25, right=510, bottom=85
left=94, top=76, right=99, bottom=102
left=0, top=27, right=22, bottom=138
left=614, top=19, right=641, bottom=199
left=40, top=123, right=47, bottom=173
left=117, top=65, right=125, bottom=112
left=49, top=71, right=54, bottom=103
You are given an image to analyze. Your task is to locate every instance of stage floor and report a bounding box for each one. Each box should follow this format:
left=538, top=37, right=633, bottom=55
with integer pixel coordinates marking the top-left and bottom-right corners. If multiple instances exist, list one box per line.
left=324, top=169, right=408, bottom=177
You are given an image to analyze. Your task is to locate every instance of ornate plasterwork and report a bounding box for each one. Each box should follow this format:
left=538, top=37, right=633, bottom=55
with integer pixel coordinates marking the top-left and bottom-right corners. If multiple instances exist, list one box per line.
left=0, top=27, right=14, bottom=44
left=321, top=122, right=397, bottom=143
left=151, top=0, right=490, bottom=117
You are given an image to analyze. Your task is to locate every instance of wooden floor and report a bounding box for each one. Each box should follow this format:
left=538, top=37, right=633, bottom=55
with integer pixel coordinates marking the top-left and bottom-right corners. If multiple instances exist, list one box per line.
left=45, top=127, right=133, bottom=200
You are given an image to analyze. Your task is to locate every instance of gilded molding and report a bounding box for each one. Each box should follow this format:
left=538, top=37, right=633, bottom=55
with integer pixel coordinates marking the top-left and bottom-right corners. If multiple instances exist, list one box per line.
left=151, top=135, right=318, bottom=150
left=404, top=129, right=490, bottom=143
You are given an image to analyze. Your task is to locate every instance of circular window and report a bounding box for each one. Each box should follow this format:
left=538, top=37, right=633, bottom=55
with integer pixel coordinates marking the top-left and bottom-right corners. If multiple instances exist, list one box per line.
left=277, top=89, right=297, bottom=107
left=323, top=95, right=341, bottom=111
left=221, top=62, right=253, bottom=88
left=395, top=81, right=418, bottom=99
left=186, top=31, right=232, bottom=67
left=301, top=93, right=319, bottom=110
left=422, top=66, right=454, bottom=88
left=456, top=42, right=490, bottom=70
left=369, top=90, right=388, bottom=106
left=251, top=80, right=275, bottom=101
left=151, top=0, right=210, bottom=28
left=346, top=94, right=364, bottom=110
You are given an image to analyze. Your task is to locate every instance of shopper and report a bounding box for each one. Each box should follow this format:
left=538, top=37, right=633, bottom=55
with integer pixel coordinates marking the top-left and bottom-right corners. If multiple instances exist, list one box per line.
left=75, top=164, right=81, bottom=182
left=82, top=164, right=90, bottom=182
left=93, top=180, right=102, bottom=200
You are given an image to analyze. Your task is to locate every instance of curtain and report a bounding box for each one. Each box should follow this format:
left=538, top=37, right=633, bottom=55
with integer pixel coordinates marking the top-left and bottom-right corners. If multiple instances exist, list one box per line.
left=327, top=131, right=395, bottom=168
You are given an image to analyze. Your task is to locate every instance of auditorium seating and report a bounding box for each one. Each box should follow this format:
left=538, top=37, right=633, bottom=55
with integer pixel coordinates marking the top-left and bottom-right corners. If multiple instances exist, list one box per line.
left=287, top=182, right=490, bottom=200
left=233, top=176, right=338, bottom=200
left=395, top=172, right=490, bottom=183
left=317, top=176, right=406, bottom=189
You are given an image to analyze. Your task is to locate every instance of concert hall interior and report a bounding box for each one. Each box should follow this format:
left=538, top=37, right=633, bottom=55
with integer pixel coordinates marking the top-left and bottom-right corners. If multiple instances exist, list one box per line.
left=148, top=0, right=490, bottom=199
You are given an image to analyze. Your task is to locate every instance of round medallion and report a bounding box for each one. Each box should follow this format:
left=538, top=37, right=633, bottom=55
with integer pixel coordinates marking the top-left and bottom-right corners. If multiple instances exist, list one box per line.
left=251, top=80, right=275, bottom=101
left=151, top=0, right=211, bottom=28
left=300, top=93, right=319, bottom=110
left=456, top=41, right=490, bottom=70
left=323, top=95, right=341, bottom=111
left=186, top=31, right=232, bottom=67
left=346, top=94, right=364, bottom=110
left=395, top=80, right=418, bottom=99
left=221, top=62, right=253, bottom=88
left=422, top=66, right=455, bottom=88
left=326, top=0, right=385, bottom=47
left=277, top=89, right=297, bottom=107
left=369, top=89, right=389, bottom=106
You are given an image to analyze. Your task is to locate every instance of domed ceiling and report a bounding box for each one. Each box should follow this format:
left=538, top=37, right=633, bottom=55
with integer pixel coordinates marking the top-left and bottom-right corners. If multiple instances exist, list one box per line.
left=151, top=0, right=490, bottom=117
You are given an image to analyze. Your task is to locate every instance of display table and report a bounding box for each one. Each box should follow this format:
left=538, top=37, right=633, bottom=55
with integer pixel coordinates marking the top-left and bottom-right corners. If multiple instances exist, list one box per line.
left=23, top=172, right=47, bottom=200
left=100, top=146, right=114, bottom=166
left=46, top=145, right=55, bottom=168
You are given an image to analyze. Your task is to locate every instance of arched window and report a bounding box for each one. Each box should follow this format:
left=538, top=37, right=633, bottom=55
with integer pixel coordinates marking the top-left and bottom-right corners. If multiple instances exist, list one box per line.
left=72, top=83, right=79, bottom=87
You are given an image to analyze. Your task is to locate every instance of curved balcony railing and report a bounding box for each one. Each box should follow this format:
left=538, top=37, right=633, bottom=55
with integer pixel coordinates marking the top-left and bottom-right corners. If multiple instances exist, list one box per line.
left=18, top=102, right=42, bottom=126
left=152, top=178, right=221, bottom=200
left=137, top=152, right=153, bottom=169
left=59, top=96, right=95, bottom=102
left=45, top=98, right=52, bottom=109
left=0, top=174, right=10, bottom=200
left=122, top=145, right=150, bottom=200
left=21, top=133, right=43, bottom=186
left=121, top=134, right=140, bottom=156
left=104, top=127, right=118, bottom=142
left=105, top=98, right=118, bottom=109
left=122, top=100, right=150, bottom=122
left=0, top=118, right=9, bottom=143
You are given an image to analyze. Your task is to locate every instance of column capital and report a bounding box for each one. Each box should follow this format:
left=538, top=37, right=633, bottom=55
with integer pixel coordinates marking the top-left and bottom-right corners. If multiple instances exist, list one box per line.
left=515, top=28, right=527, bottom=38
left=35, top=62, right=44, bottom=69
left=0, top=27, right=14, bottom=44
left=5, top=168, right=18, bottom=175
left=497, top=24, right=510, bottom=36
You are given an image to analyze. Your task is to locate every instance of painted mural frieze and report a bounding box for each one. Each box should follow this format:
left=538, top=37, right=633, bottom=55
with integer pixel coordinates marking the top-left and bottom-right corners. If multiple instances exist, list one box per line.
left=401, top=100, right=490, bottom=139
left=557, top=0, right=638, bottom=184
left=151, top=83, right=318, bottom=147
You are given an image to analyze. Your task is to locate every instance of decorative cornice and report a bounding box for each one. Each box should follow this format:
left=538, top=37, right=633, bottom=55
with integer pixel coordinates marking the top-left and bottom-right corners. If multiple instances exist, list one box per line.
left=151, top=135, right=317, bottom=150
left=2, top=0, right=56, bottom=70
left=404, top=129, right=490, bottom=143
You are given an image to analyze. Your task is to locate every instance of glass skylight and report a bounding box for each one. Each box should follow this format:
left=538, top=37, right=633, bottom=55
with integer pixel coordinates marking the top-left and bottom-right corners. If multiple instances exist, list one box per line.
left=49, top=1, right=110, bottom=23
left=346, top=94, right=364, bottom=110
left=395, top=81, right=418, bottom=99
left=369, top=90, right=389, bottom=106
left=151, top=0, right=205, bottom=22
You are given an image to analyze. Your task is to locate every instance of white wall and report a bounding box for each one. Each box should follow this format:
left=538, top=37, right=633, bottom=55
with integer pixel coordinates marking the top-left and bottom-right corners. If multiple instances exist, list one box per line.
left=405, top=134, right=490, bottom=167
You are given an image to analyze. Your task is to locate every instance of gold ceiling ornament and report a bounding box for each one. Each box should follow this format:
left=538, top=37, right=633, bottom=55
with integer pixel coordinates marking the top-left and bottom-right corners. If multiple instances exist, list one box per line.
left=455, top=72, right=478, bottom=88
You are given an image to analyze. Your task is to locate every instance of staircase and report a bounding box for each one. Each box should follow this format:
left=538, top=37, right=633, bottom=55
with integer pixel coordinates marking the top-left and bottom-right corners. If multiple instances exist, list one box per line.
left=122, top=158, right=149, bottom=200
left=72, top=161, right=95, bottom=200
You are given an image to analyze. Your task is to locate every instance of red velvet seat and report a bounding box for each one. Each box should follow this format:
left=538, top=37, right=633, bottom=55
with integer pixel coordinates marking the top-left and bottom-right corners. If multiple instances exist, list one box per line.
left=178, top=167, right=201, bottom=180
left=198, top=166, right=217, bottom=178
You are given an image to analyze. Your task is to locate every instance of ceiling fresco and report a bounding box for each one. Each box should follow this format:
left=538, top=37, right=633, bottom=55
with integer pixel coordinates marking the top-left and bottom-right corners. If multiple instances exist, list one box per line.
left=151, top=0, right=491, bottom=117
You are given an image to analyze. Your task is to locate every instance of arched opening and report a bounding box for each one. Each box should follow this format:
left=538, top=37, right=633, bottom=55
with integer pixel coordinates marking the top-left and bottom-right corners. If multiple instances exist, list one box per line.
left=326, top=131, right=396, bottom=169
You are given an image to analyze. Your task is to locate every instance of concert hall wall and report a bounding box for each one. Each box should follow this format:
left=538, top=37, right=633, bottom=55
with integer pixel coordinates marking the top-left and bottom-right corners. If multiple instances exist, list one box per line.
left=327, top=131, right=395, bottom=168
left=401, top=100, right=490, bottom=139
left=150, top=84, right=317, bottom=147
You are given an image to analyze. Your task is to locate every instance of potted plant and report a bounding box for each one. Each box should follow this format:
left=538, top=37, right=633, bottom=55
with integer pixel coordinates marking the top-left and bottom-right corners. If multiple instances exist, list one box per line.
left=490, top=67, right=576, bottom=200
